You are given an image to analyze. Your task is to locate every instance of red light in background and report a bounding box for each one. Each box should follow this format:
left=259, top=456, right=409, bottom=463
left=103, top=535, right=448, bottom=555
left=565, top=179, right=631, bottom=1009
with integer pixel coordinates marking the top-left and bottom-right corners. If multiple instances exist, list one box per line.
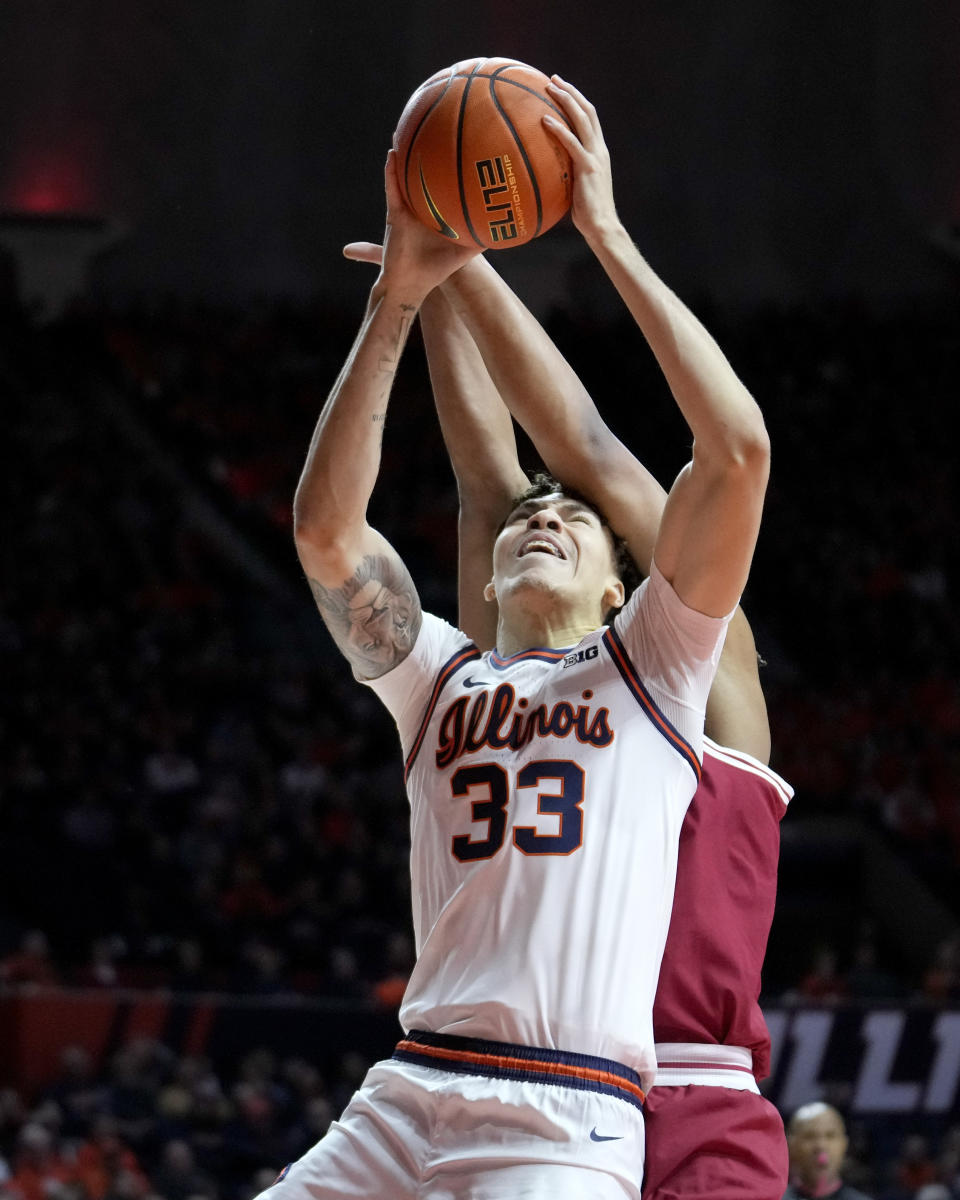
left=3, top=131, right=103, bottom=215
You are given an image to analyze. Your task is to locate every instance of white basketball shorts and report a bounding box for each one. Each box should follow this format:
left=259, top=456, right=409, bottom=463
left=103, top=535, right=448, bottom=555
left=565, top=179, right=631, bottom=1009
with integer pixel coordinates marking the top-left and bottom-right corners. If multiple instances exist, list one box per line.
left=257, top=1029, right=647, bottom=1199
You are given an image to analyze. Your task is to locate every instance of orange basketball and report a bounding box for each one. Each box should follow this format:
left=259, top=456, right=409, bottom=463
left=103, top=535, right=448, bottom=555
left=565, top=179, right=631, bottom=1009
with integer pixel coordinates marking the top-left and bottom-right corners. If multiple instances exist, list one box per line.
left=394, top=57, right=573, bottom=251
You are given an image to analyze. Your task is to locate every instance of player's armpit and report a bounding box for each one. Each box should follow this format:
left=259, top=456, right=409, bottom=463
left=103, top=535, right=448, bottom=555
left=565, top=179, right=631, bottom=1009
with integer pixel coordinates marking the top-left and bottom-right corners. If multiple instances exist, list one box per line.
left=307, top=549, right=423, bottom=681
left=704, top=607, right=771, bottom=764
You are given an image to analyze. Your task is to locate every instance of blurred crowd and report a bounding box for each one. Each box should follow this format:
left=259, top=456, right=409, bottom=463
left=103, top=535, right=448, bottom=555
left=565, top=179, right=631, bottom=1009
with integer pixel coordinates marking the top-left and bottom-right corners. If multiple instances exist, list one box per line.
left=0, top=1039, right=348, bottom=1200
left=1, top=280, right=958, bottom=1193
left=3, top=282, right=958, bottom=997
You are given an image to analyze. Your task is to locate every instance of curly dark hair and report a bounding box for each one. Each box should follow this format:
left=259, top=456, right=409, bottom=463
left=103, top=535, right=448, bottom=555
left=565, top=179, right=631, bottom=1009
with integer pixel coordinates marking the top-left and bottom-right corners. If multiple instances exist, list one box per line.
left=502, top=472, right=642, bottom=622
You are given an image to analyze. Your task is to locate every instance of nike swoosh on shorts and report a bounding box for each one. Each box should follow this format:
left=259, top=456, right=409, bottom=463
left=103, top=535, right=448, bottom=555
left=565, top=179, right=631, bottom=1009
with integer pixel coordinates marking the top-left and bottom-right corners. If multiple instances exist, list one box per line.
left=590, top=1127, right=624, bottom=1142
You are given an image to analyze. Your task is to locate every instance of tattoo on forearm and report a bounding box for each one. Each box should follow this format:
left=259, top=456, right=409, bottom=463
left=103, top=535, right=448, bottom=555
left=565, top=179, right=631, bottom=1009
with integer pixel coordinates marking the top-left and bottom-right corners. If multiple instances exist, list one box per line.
left=371, top=410, right=387, bottom=447
left=379, top=310, right=414, bottom=375
left=309, top=553, right=422, bottom=678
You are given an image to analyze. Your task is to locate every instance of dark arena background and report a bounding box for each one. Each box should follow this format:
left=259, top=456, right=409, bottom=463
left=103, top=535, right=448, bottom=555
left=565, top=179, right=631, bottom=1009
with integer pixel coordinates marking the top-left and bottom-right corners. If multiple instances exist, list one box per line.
left=1, top=2, right=959, bottom=1197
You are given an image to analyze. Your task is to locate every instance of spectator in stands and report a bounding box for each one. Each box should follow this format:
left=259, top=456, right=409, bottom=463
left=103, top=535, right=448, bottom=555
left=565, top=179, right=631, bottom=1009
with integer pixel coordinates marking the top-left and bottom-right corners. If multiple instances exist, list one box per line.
left=278, top=1097, right=332, bottom=1166
left=246, top=1168, right=281, bottom=1200
left=4, top=1124, right=74, bottom=1200
left=797, top=947, right=847, bottom=1002
left=231, top=940, right=288, bottom=996
left=71, top=1116, right=147, bottom=1200
left=75, top=939, right=123, bottom=989
left=0, top=932, right=59, bottom=987
left=934, top=1125, right=960, bottom=1196
left=169, top=940, right=208, bottom=993
left=913, top=1186, right=951, bottom=1200
left=891, top=1135, right=938, bottom=1198
left=100, top=1169, right=148, bottom=1200
left=784, top=1102, right=873, bottom=1200
left=104, top=1042, right=168, bottom=1150
left=845, top=935, right=903, bottom=1000
left=40, top=1048, right=106, bottom=1139
left=142, top=733, right=201, bottom=799
left=370, top=930, right=414, bottom=1011
left=219, top=1083, right=285, bottom=1190
left=0, top=1089, right=26, bottom=1191
left=921, top=937, right=960, bottom=1004
left=151, top=1139, right=216, bottom=1200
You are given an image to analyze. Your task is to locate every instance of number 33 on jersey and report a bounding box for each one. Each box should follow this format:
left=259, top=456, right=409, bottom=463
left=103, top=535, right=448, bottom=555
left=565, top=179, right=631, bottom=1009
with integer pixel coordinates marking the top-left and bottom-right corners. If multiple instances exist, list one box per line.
left=363, top=568, right=728, bottom=1084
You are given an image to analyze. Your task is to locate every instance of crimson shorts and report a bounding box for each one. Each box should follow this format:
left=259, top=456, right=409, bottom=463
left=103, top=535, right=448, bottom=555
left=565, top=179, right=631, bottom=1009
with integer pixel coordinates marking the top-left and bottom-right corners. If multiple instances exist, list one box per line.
left=641, top=1085, right=787, bottom=1200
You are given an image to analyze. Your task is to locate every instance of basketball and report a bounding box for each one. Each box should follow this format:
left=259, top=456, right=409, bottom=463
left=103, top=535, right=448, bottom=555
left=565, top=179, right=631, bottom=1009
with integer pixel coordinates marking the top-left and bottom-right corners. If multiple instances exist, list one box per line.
left=393, top=57, right=573, bottom=251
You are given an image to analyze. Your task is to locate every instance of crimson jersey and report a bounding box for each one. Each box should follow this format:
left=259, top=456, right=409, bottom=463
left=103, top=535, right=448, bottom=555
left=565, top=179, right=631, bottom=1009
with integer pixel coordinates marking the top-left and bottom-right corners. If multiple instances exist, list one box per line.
left=651, top=738, right=792, bottom=1081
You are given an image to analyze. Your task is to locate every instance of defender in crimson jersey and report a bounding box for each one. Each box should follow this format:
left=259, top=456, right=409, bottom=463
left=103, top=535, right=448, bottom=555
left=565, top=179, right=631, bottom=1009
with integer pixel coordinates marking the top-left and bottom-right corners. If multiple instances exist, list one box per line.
left=642, top=704, right=793, bottom=1197
left=652, top=740, right=792, bottom=1081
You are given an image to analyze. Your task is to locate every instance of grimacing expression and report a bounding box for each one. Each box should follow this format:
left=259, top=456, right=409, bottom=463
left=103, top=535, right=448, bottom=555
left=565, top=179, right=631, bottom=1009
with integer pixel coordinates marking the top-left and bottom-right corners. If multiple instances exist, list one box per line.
left=488, top=493, right=624, bottom=616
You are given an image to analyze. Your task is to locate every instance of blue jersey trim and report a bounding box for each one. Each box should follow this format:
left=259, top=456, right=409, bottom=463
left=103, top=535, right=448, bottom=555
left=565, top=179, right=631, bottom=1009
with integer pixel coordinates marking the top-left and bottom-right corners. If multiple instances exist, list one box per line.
left=602, top=626, right=702, bottom=782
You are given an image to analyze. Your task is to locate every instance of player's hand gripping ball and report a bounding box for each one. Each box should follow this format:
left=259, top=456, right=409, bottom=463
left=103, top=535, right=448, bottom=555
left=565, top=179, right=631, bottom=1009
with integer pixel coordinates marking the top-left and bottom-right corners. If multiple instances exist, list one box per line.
left=393, top=57, right=573, bottom=250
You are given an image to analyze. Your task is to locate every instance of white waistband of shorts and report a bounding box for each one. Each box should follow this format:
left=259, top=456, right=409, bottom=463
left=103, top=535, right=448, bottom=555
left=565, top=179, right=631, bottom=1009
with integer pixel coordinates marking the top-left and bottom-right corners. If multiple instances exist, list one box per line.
left=653, top=1042, right=759, bottom=1092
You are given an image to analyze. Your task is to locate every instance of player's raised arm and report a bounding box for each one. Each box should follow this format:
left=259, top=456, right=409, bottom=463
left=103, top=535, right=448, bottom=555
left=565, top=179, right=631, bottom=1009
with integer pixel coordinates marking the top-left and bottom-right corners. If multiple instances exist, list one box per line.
left=294, top=151, right=479, bottom=678
left=542, top=77, right=770, bottom=618
left=439, top=256, right=668, bottom=579
left=419, top=288, right=528, bottom=648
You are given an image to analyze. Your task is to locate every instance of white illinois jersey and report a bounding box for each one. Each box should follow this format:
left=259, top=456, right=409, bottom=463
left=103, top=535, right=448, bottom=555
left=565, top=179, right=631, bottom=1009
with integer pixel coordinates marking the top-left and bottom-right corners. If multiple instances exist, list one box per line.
left=365, top=562, right=732, bottom=1093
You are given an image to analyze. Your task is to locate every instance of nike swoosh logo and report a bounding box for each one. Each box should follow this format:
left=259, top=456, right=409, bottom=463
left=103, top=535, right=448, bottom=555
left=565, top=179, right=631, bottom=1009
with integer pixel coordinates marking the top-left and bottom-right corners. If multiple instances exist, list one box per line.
left=419, top=163, right=460, bottom=240
left=462, top=676, right=488, bottom=688
left=590, top=1128, right=624, bottom=1143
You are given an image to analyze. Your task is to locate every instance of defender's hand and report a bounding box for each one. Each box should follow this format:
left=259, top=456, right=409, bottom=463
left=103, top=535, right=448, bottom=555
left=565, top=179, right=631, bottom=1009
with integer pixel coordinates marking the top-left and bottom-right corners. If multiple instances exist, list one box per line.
left=343, top=241, right=383, bottom=266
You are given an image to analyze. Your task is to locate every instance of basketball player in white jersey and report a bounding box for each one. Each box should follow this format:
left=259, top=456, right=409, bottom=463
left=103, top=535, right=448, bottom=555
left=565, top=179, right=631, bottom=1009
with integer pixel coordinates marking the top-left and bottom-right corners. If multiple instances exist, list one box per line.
left=274, top=76, right=769, bottom=1198
left=410, top=175, right=792, bottom=1199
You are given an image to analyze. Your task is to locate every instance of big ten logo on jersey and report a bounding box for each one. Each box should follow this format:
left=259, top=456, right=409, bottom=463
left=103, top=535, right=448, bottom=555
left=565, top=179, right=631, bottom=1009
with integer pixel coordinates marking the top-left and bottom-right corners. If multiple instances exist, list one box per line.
left=563, top=646, right=599, bottom=669
left=475, top=156, right=525, bottom=243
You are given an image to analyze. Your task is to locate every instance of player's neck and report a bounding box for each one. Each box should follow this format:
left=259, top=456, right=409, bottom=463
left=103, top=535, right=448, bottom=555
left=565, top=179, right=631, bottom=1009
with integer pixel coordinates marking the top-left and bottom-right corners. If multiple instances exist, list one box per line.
left=495, top=609, right=600, bottom=658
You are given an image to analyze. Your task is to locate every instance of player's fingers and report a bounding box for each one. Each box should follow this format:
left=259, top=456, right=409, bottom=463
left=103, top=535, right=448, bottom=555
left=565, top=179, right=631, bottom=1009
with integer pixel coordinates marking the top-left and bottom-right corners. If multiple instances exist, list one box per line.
left=383, top=148, right=405, bottom=209
left=542, top=113, right=584, bottom=160
left=343, top=241, right=384, bottom=264
left=551, top=75, right=599, bottom=122
left=550, top=78, right=606, bottom=154
left=545, top=81, right=590, bottom=143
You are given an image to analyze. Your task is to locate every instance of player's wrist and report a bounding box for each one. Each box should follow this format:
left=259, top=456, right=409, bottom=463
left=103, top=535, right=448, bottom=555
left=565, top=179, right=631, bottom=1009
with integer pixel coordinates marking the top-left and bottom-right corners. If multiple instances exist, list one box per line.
left=370, top=272, right=429, bottom=312
left=439, top=255, right=487, bottom=297
left=579, top=211, right=630, bottom=252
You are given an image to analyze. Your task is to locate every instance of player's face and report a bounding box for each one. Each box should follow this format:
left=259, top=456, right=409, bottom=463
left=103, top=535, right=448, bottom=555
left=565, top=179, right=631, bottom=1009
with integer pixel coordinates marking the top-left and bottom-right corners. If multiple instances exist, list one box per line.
left=788, top=1109, right=847, bottom=1184
left=489, top=493, right=623, bottom=619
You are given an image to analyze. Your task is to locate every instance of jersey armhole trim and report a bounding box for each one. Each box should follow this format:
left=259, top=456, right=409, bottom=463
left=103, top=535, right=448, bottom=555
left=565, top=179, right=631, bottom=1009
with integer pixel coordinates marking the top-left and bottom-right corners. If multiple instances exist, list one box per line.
left=603, top=626, right=701, bottom=782
left=703, top=738, right=794, bottom=806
